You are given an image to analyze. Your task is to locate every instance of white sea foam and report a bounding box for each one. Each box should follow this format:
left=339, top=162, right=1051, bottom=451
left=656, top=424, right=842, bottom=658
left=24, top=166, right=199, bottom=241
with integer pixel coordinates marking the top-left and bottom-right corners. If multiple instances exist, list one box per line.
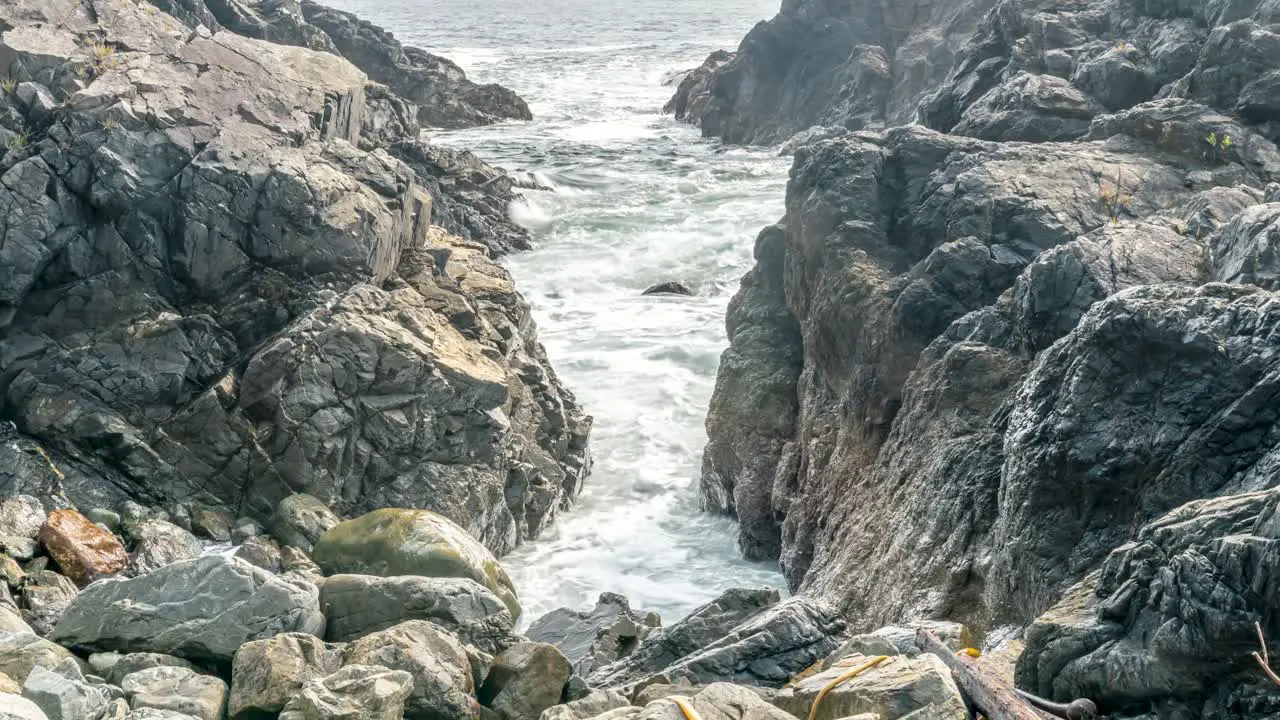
left=325, top=0, right=787, bottom=627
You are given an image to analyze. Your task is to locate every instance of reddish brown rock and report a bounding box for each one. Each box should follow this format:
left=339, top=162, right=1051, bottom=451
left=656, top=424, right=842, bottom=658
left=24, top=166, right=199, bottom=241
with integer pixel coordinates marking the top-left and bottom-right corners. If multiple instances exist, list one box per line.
left=38, top=510, right=127, bottom=586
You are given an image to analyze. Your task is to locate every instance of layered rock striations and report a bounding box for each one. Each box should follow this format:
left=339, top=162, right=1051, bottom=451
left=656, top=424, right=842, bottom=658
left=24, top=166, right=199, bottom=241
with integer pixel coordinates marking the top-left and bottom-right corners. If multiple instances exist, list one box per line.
left=685, top=0, right=1280, bottom=715
left=0, top=0, right=588, bottom=555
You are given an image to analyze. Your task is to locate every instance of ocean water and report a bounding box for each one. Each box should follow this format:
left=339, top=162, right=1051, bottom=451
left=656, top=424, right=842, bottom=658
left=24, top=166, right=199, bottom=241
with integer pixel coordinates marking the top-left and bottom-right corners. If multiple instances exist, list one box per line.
left=327, top=0, right=789, bottom=626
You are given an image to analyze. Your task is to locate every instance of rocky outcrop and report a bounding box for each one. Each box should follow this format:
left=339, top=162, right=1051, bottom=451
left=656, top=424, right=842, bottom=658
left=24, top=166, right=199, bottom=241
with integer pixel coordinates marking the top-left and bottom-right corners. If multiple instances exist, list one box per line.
left=1016, top=488, right=1280, bottom=718
left=298, top=1, right=532, bottom=129
left=671, top=0, right=1280, bottom=149
left=0, top=0, right=588, bottom=557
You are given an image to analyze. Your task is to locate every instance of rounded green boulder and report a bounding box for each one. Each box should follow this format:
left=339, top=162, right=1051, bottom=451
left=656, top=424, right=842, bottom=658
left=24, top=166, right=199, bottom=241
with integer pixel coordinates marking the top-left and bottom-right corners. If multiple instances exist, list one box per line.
left=311, top=509, right=522, bottom=621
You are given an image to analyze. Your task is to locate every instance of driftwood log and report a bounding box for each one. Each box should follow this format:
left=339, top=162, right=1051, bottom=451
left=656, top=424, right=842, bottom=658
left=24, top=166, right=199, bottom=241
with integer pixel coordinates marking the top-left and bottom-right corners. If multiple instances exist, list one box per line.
left=914, top=629, right=1097, bottom=720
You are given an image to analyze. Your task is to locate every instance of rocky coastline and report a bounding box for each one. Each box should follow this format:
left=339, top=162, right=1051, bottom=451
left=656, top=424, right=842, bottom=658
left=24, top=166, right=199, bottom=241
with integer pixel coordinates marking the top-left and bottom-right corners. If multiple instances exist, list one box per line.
left=672, top=0, right=1280, bottom=717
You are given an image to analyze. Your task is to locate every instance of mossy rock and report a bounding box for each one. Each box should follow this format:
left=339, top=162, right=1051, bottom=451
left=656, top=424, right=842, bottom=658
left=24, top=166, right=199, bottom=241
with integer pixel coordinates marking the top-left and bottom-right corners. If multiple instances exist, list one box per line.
left=312, top=509, right=521, bottom=621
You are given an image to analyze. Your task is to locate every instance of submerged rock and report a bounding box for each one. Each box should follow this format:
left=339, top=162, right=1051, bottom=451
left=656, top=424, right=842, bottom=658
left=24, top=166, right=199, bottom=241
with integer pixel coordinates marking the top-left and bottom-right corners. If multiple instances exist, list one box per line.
left=313, top=509, right=522, bottom=621
left=641, top=282, right=694, bottom=297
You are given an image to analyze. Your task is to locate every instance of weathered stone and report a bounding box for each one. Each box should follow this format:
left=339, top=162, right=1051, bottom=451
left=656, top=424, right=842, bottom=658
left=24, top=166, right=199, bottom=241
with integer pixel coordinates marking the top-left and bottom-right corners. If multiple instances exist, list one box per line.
left=21, top=665, right=109, bottom=720
left=85, top=511, right=121, bottom=535
left=121, top=666, right=227, bottom=720
left=590, top=592, right=842, bottom=691
left=280, top=547, right=324, bottom=586
left=479, top=642, right=572, bottom=720
left=774, top=654, right=968, bottom=720
left=341, top=620, right=474, bottom=720
left=270, top=495, right=339, bottom=553
left=313, top=509, right=521, bottom=621
left=0, top=634, right=80, bottom=685
left=527, top=593, right=660, bottom=676
left=17, top=572, right=77, bottom=637
left=322, top=574, right=518, bottom=652
left=228, top=633, right=343, bottom=718
left=539, top=690, right=628, bottom=720
left=126, top=521, right=202, bottom=577
left=233, top=536, right=282, bottom=574
left=823, top=623, right=972, bottom=669
left=36, top=511, right=125, bottom=587
left=187, top=507, right=232, bottom=543
left=0, top=673, right=19, bottom=695
left=0, top=499, right=44, bottom=541
left=51, top=556, right=323, bottom=664
left=278, top=664, right=413, bottom=720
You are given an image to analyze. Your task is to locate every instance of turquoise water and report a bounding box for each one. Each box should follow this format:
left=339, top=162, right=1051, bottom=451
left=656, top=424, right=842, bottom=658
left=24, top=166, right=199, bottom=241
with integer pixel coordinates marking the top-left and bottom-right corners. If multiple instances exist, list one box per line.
left=329, top=0, right=789, bottom=625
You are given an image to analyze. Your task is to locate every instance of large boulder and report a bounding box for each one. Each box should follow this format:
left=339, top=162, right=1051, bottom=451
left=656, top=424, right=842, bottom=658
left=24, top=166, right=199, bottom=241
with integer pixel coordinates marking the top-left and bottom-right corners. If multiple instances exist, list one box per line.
left=590, top=592, right=843, bottom=691
left=50, top=556, right=323, bottom=665
left=37, top=511, right=126, bottom=586
left=478, top=643, right=572, bottom=720
left=527, top=593, right=660, bottom=676
left=278, top=664, right=413, bottom=720
left=120, top=666, right=227, bottom=720
left=228, top=633, right=343, bottom=718
left=341, top=620, right=475, bottom=720
left=313, top=509, right=521, bottom=621
left=125, top=520, right=202, bottom=577
left=0, top=693, right=48, bottom=720
left=270, top=495, right=339, bottom=553
left=321, top=574, right=518, bottom=652
left=774, top=654, right=969, bottom=720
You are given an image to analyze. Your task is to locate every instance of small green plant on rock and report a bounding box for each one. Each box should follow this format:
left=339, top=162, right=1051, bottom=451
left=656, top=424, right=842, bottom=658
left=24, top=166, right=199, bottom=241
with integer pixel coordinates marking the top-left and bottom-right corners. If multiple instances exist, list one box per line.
left=1205, top=131, right=1233, bottom=163
left=0, top=77, right=14, bottom=94
left=86, top=40, right=119, bottom=74
left=5, top=131, right=29, bottom=152
left=103, top=117, right=121, bottom=134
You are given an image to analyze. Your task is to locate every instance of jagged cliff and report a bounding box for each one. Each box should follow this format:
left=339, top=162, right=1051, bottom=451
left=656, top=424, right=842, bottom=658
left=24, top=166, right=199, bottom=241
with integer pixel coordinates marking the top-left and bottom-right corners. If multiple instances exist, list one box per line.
left=0, top=0, right=588, bottom=555
left=680, top=0, right=1280, bottom=715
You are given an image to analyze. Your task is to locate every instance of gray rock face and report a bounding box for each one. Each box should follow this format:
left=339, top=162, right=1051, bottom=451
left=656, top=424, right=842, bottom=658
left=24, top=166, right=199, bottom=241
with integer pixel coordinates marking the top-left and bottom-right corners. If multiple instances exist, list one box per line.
left=1016, top=488, right=1280, bottom=718
left=321, top=574, right=519, bottom=652
left=0, top=693, right=48, bottom=720
left=50, top=556, right=322, bottom=665
left=527, top=593, right=660, bottom=676
left=232, top=536, right=282, bottom=574
left=278, top=664, right=414, bottom=720
left=0, top=0, right=588, bottom=558
left=589, top=592, right=843, bottom=691
left=673, top=0, right=1280, bottom=150
left=697, top=117, right=1280, bottom=639
left=341, top=620, right=475, bottom=720
left=104, top=655, right=196, bottom=688
left=125, top=521, right=202, bottom=577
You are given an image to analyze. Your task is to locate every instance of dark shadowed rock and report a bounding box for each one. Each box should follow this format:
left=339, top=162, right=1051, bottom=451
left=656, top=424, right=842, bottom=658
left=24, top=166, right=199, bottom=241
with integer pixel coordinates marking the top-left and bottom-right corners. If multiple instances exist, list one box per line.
left=641, top=282, right=694, bottom=297
left=526, top=593, right=660, bottom=676
left=664, top=50, right=733, bottom=122
left=479, top=642, right=572, bottom=720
